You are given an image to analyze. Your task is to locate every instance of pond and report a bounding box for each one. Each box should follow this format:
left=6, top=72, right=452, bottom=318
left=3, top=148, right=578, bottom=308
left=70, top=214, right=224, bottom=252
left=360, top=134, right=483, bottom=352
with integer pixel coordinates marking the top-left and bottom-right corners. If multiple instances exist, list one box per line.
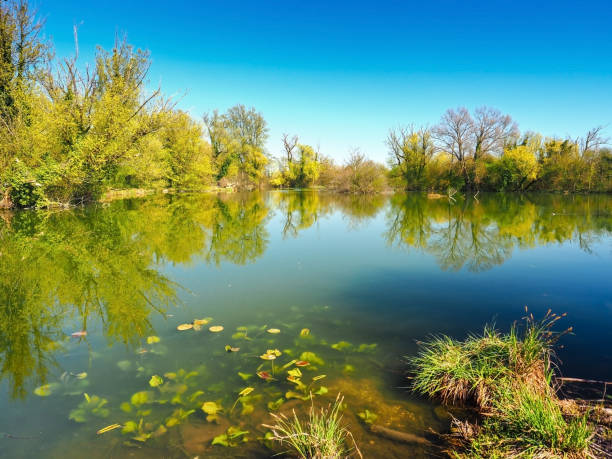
left=0, top=191, right=610, bottom=458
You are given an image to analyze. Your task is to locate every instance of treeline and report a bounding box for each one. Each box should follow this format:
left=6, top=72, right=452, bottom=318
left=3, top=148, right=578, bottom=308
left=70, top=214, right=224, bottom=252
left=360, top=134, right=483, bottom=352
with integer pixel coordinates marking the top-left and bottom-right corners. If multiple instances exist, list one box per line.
left=386, top=107, right=611, bottom=193
left=0, top=1, right=269, bottom=208
left=271, top=107, right=611, bottom=194
left=0, top=1, right=610, bottom=209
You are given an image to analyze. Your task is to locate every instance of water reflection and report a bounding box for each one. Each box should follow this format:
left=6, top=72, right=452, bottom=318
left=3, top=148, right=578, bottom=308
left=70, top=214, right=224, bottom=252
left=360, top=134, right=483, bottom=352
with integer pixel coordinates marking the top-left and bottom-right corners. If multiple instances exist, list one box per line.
left=0, top=191, right=610, bottom=399
left=385, top=193, right=612, bottom=271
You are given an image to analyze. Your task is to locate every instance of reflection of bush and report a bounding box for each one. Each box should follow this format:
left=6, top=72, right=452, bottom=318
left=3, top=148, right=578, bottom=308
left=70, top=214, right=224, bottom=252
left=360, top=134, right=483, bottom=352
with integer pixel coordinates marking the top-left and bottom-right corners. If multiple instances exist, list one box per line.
left=0, top=192, right=270, bottom=398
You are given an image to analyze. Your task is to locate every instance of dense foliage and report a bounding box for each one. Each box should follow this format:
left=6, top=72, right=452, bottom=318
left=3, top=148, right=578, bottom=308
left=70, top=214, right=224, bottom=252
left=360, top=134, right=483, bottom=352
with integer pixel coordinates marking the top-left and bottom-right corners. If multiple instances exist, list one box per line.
left=0, top=1, right=268, bottom=208
left=0, top=1, right=609, bottom=209
left=387, top=108, right=611, bottom=193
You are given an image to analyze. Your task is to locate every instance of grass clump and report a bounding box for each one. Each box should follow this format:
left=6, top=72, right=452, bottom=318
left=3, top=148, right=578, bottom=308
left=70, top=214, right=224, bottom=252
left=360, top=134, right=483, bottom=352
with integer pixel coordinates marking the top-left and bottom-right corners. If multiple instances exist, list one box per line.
left=263, top=393, right=361, bottom=458
left=409, top=310, right=595, bottom=458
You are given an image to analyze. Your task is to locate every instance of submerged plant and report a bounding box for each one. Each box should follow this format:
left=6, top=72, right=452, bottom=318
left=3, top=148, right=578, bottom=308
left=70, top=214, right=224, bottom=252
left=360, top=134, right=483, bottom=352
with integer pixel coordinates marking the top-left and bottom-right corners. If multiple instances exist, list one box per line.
left=263, top=394, right=360, bottom=459
left=69, top=393, right=110, bottom=423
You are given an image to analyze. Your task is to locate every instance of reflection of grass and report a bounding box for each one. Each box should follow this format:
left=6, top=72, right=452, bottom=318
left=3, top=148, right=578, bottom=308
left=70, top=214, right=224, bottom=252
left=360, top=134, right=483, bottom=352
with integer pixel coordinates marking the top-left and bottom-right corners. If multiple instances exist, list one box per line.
left=263, top=394, right=361, bottom=458
left=409, top=311, right=595, bottom=457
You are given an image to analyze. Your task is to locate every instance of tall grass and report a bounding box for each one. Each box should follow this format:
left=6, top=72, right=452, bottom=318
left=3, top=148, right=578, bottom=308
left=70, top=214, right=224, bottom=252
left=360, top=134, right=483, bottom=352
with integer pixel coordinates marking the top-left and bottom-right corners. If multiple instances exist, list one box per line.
left=409, top=310, right=594, bottom=457
left=263, top=394, right=361, bottom=459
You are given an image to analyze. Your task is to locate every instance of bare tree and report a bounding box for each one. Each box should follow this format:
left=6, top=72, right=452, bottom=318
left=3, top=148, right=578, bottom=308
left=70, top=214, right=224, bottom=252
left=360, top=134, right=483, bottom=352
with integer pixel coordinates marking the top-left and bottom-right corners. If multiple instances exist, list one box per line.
left=472, top=106, right=518, bottom=159
left=581, top=125, right=609, bottom=154
left=281, top=133, right=298, bottom=163
left=432, top=107, right=473, bottom=163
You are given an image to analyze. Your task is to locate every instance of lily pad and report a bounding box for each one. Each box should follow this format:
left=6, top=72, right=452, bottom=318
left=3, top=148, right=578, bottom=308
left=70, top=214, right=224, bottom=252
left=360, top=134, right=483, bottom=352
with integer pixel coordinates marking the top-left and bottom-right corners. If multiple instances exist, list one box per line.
left=177, top=324, right=193, bottom=331
left=193, top=318, right=212, bottom=326
left=225, top=345, right=240, bottom=352
left=299, top=328, right=310, bottom=337
left=312, top=375, right=326, bottom=381
left=295, top=360, right=310, bottom=367
left=267, top=328, right=281, bottom=334
left=146, top=336, right=160, bottom=344
left=209, top=325, right=224, bottom=333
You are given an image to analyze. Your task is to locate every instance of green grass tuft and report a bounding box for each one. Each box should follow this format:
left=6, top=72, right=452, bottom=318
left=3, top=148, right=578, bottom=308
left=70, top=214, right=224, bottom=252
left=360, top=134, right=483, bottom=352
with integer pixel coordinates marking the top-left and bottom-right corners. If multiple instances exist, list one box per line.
left=263, top=393, right=360, bottom=459
left=409, top=311, right=594, bottom=458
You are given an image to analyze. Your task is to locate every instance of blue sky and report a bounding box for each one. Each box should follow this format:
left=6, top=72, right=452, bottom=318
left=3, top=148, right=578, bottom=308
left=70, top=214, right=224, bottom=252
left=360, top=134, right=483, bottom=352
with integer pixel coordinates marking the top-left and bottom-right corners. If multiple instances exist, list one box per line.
left=43, top=0, right=612, bottom=162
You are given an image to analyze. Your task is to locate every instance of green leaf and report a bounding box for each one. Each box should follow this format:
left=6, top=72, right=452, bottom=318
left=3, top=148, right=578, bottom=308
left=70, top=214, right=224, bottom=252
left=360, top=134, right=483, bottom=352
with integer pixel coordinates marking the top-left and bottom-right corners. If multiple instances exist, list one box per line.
left=130, top=391, right=152, bottom=406
left=146, top=336, right=160, bottom=344
left=331, top=341, right=352, bottom=351
left=202, top=401, right=221, bottom=415
left=149, top=375, right=163, bottom=387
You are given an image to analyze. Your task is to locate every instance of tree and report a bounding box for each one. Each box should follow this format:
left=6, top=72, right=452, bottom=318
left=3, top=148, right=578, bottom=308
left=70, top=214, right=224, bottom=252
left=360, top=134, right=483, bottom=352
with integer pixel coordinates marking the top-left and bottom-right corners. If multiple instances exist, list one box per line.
left=204, top=104, right=269, bottom=188
left=340, top=150, right=387, bottom=193
left=472, top=106, right=518, bottom=160
left=386, top=125, right=435, bottom=189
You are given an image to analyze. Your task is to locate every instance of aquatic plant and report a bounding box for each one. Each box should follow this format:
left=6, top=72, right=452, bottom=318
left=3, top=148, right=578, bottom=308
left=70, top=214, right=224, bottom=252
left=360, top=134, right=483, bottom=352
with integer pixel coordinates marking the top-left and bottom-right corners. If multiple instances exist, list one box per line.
left=212, top=426, right=250, bottom=447
left=409, top=311, right=595, bottom=457
left=263, top=393, right=360, bottom=459
left=69, top=393, right=110, bottom=423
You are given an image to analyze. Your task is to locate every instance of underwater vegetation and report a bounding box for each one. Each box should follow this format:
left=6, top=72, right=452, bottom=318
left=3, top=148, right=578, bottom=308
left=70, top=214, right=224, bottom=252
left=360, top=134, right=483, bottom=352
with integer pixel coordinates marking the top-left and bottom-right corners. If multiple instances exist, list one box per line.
left=33, top=312, right=381, bottom=455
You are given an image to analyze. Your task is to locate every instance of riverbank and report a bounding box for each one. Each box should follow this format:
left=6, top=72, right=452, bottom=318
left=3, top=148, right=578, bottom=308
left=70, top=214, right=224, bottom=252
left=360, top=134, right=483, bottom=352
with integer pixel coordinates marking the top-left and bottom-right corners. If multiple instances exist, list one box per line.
left=409, top=311, right=611, bottom=457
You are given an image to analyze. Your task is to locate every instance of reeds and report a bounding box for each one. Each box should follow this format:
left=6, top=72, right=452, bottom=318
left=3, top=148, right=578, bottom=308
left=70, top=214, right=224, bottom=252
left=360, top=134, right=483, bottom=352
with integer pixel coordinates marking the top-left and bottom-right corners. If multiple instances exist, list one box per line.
left=263, top=393, right=361, bottom=459
left=409, top=310, right=594, bottom=457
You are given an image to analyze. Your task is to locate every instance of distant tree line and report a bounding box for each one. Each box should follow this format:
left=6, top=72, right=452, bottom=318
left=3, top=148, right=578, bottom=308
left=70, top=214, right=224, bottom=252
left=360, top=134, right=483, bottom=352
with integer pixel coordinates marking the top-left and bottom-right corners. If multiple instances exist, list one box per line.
left=0, top=1, right=609, bottom=209
left=385, top=107, right=611, bottom=193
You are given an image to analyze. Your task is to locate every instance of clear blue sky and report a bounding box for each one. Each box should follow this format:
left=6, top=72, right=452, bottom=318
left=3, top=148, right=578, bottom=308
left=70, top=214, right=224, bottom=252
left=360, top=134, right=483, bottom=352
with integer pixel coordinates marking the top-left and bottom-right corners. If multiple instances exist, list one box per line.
left=43, top=0, right=612, bottom=162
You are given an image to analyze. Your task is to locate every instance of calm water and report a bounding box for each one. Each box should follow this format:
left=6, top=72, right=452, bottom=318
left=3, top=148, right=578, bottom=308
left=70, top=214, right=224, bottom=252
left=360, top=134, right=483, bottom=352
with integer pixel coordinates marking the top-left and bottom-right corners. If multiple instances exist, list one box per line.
left=0, top=191, right=610, bottom=458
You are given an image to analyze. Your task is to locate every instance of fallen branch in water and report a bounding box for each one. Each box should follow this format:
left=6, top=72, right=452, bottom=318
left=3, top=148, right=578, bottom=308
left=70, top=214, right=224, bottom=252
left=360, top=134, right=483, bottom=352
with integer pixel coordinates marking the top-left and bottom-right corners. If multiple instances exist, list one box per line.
left=369, top=424, right=431, bottom=445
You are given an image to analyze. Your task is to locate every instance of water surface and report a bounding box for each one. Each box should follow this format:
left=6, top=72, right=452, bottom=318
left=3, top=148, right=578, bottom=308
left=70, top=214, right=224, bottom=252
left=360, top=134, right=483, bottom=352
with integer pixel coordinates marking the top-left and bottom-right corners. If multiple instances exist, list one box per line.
left=0, top=191, right=610, bottom=458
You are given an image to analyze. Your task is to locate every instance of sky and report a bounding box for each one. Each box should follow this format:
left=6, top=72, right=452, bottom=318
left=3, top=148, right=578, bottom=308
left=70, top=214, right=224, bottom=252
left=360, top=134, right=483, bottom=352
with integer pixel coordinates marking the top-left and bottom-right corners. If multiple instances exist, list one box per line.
left=41, top=0, right=612, bottom=163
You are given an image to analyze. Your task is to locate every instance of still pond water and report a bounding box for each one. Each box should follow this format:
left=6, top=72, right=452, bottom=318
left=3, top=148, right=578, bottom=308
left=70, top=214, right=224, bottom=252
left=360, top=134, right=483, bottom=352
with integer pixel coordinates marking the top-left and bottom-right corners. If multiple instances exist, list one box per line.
left=0, top=191, right=611, bottom=458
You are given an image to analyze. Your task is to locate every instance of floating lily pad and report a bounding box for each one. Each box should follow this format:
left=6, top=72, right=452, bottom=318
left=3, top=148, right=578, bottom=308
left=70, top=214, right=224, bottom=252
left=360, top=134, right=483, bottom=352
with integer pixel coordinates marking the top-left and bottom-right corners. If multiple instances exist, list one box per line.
left=193, top=318, right=212, bottom=326
left=177, top=324, right=193, bottom=331
left=260, top=352, right=276, bottom=360
left=299, top=328, right=310, bottom=337
left=209, top=325, right=224, bottom=333
left=146, top=336, right=160, bottom=344
left=225, top=345, right=240, bottom=352
left=295, top=360, right=310, bottom=367
left=267, top=328, right=280, bottom=334
left=257, top=371, right=272, bottom=380
left=312, top=374, right=326, bottom=381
